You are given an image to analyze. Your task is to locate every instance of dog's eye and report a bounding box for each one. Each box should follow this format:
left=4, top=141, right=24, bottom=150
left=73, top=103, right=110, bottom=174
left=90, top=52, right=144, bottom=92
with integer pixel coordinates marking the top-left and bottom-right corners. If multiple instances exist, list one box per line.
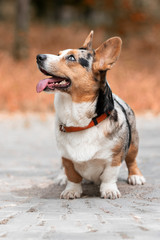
left=67, top=55, right=76, bottom=61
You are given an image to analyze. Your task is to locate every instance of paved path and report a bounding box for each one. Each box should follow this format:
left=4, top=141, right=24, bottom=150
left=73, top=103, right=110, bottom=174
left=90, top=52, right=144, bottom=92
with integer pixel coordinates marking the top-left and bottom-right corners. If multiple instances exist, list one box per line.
left=0, top=113, right=160, bottom=239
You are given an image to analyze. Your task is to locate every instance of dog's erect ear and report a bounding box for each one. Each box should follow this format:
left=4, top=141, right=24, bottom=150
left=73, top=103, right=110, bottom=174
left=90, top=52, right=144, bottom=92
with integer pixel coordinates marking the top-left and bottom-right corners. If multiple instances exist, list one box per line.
left=82, top=30, right=94, bottom=50
left=93, top=37, right=122, bottom=72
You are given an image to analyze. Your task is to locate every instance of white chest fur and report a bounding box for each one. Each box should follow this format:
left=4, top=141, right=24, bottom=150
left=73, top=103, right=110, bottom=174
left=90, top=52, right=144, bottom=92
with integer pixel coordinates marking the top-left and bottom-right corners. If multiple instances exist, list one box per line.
left=54, top=92, right=118, bottom=163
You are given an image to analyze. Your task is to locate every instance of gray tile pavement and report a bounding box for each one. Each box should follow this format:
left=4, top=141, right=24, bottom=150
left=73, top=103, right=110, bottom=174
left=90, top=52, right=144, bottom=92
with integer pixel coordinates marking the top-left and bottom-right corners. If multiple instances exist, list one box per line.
left=0, top=113, right=160, bottom=239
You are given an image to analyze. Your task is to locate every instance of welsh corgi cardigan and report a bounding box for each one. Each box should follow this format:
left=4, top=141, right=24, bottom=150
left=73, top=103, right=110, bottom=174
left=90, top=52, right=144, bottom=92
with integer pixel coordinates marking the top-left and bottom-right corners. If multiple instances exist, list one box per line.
left=36, top=31, right=145, bottom=199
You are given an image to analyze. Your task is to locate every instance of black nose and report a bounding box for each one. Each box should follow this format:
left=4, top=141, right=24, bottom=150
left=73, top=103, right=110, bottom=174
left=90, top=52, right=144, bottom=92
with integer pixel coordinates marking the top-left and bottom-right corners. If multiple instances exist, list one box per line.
left=36, top=54, right=47, bottom=64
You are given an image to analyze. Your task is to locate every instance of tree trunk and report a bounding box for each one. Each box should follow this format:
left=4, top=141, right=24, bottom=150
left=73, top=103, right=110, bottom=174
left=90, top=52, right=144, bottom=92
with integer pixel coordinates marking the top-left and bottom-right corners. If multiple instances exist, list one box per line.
left=13, top=0, right=30, bottom=59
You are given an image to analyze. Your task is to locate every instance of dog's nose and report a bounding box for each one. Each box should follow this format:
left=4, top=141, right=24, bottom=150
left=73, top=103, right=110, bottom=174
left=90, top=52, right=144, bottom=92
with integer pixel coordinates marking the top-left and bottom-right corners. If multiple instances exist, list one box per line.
left=36, top=54, right=47, bottom=64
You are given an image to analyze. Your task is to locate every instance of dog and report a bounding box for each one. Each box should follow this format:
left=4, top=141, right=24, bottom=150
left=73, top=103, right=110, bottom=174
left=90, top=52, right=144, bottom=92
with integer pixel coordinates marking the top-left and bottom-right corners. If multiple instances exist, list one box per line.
left=36, top=31, right=145, bottom=199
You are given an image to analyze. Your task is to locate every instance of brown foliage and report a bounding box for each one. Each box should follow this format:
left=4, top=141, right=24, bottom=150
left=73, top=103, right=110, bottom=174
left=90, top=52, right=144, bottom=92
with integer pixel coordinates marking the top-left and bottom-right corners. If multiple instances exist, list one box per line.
left=0, top=23, right=160, bottom=113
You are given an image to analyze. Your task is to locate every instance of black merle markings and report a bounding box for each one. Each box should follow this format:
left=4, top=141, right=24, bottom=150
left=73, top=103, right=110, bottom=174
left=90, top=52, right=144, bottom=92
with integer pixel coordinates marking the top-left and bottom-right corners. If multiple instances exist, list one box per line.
left=114, top=99, right=131, bottom=149
left=78, top=49, right=93, bottom=69
left=95, top=72, right=114, bottom=117
left=79, top=58, right=89, bottom=68
left=110, top=109, right=118, bottom=122
left=87, top=53, right=92, bottom=59
left=79, top=47, right=87, bottom=50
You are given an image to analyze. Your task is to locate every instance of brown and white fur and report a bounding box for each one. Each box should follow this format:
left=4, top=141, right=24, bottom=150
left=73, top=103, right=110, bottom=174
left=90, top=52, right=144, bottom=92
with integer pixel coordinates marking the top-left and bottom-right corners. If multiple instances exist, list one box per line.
left=36, top=31, right=145, bottom=199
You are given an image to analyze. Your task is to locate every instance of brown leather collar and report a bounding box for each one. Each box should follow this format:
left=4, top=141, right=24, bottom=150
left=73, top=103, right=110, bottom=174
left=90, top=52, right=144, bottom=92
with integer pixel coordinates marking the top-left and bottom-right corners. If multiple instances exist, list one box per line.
left=59, top=112, right=110, bottom=133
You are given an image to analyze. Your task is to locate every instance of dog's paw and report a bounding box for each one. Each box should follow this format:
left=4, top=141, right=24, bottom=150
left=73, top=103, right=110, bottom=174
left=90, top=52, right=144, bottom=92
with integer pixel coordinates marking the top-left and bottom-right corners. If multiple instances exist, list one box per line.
left=60, top=189, right=82, bottom=199
left=128, top=175, right=146, bottom=185
left=100, top=183, right=121, bottom=199
left=60, top=182, right=82, bottom=199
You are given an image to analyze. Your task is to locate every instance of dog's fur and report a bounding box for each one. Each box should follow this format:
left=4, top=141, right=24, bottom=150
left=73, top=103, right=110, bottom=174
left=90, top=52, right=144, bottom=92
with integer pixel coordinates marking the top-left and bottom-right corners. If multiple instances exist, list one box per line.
left=36, top=31, right=145, bottom=199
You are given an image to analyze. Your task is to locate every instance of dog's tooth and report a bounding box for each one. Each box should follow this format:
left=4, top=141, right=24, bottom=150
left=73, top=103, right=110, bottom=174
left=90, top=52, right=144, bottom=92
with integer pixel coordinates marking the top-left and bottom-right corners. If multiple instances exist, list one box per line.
left=55, top=80, right=67, bottom=86
left=61, top=80, right=66, bottom=85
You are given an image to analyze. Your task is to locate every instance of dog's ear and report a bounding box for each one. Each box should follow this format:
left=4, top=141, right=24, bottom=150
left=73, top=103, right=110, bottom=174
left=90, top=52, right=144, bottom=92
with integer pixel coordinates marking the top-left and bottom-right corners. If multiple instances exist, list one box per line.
left=93, top=37, right=122, bottom=72
left=82, top=30, right=94, bottom=51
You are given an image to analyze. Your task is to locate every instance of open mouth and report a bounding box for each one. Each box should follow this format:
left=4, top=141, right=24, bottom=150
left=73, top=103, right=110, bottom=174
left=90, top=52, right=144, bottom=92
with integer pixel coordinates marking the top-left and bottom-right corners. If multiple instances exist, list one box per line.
left=36, top=67, right=71, bottom=93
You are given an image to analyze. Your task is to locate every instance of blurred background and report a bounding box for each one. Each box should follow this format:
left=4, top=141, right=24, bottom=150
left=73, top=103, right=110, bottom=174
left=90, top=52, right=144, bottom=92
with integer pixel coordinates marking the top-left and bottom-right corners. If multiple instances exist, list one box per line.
left=0, top=0, right=160, bottom=114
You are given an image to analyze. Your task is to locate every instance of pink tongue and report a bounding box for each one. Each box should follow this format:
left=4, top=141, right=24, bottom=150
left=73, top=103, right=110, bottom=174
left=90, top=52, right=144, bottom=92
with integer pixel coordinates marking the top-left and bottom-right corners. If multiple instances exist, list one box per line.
left=36, top=78, right=51, bottom=93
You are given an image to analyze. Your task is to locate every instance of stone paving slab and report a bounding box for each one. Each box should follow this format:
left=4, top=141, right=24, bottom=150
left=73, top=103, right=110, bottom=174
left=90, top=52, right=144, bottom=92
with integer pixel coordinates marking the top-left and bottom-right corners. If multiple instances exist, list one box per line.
left=0, top=113, right=160, bottom=239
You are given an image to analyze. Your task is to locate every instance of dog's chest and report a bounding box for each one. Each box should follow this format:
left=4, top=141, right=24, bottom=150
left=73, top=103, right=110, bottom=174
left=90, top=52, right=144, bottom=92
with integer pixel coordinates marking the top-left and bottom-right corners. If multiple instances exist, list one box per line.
left=56, top=124, right=114, bottom=163
left=54, top=93, right=116, bottom=163
left=74, top=159, right=106, bottom=183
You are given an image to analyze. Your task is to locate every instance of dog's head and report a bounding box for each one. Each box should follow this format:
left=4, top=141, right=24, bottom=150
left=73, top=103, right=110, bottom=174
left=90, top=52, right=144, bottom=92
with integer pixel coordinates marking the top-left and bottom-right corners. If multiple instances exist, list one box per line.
left=36, top=31, right=122, bottom=106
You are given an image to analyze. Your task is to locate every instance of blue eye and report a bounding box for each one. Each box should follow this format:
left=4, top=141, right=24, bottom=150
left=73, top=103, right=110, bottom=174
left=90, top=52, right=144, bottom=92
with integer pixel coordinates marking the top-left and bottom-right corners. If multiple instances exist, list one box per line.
left=67, top=55, right=76, bottom=61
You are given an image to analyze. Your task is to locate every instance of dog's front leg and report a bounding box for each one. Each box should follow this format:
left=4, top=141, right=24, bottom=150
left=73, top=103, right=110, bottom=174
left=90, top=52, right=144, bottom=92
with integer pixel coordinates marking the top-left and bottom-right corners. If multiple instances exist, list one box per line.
left=60, top=157, right=82, bottom=199
left=100, top=165, right=121, bottom=199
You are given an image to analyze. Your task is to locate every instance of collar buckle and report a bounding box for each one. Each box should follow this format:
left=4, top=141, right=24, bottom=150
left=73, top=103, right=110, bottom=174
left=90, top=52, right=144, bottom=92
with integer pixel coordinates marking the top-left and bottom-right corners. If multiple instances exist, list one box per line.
left=59, top=124, right=66, bottom=132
